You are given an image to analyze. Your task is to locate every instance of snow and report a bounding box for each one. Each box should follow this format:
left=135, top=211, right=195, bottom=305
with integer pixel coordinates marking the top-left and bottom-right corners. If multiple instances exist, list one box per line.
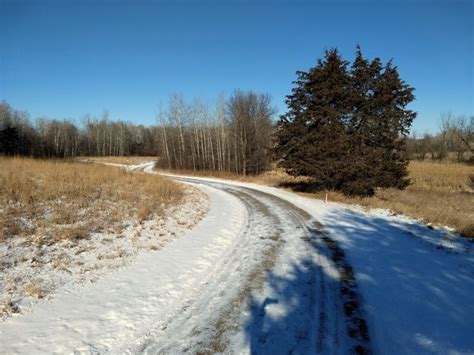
left=165, top=173, right=474, bottom=354
left=1, top=162, right=473, bottom=354
left=0, top=163, right=207, bottom=319
left=0, top=184, right=246, bottom=353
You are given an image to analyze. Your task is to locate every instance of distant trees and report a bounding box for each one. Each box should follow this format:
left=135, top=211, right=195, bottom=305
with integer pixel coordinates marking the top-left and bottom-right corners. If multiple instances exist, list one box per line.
left=406, top=114, right=473, bottom=162
left=0, top=101, right=162, bottom=158
left=443, top=114, right=474, bottom=162
left=81, top=113, right=161, bottom=157
left=274, top=47, right=416, bottom=196
left=0, top=92, right=275, bottom=171
left=228, top=91, right=275, bottom=175
left=156, top=91, right=275, bottom=175
left=0, top=126, right=21, bottom=156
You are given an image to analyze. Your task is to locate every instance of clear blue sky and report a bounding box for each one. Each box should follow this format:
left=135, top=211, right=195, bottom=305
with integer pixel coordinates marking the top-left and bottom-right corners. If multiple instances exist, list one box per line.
left=1, top=0, right=472, bottom=133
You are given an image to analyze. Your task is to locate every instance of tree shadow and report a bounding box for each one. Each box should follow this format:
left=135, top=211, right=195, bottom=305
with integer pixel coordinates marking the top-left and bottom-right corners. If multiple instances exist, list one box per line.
left=318, top=208, right=474, bottom=353
left=242, top=208, right=474, bottom=354
left=243, top=225, right=371, bottom=354
left=277, top=181, right=322, bottom=193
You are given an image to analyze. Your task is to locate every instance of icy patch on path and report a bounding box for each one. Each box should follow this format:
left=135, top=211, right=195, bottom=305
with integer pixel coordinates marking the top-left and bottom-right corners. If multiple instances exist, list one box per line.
left=0, top=185, right=245, bottom=353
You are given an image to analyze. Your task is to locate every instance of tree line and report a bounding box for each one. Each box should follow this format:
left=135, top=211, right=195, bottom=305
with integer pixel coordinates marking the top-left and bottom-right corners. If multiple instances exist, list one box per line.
left=0, top=102, right=163, bottom=158
left=156, top=91, right=274, bottom=175
left=406, top=113, right=473, bottom=163
left=0, top=90, right=275, bottom=177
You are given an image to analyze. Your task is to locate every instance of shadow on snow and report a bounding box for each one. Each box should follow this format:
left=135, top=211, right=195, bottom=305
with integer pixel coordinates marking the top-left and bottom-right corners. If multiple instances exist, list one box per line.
left=243, top=224, right=371, bottom=354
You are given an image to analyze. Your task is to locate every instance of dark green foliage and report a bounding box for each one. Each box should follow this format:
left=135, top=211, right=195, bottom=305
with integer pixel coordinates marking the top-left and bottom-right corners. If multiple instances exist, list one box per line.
left=0, top=126, right=22, bottom=156
left=274, top=47, right=416, bottom=196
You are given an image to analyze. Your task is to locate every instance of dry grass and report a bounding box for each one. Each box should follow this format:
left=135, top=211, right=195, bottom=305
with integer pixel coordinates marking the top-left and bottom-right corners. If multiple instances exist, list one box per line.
left=373, top=161, right=473, bottom=238
left=160, top=161, right=474, bottom=239
left=24, top=283, right=46, bottom=299
left=408, top=160, right=474, bottom=192
left=0, top=157, right=183, bottom=244
left=78, top=156, right=157, bottom=165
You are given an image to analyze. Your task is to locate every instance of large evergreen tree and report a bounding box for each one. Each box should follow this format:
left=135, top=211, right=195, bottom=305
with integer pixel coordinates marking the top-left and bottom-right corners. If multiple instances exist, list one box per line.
left=274, top=47, right=416, bottom=196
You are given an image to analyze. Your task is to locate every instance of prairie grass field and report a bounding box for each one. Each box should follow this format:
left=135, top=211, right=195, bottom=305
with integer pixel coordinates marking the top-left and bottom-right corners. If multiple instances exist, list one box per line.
left=0, top=157, right=183, bottom=244
left=0, top=157, right=210, bottom=316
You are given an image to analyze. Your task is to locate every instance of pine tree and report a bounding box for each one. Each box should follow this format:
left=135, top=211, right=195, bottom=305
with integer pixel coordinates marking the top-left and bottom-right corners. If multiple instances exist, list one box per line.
left=274, top=47, right=416, bottom=196
left=274, top=48, right=354, bottom=190
left=350, top=52, right=416, bottom=192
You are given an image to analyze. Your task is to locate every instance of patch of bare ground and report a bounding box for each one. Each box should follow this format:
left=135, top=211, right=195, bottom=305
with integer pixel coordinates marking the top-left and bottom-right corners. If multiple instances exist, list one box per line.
left=0, top=157, right=208, bottom=319
left=159, top=160, right=474, bottom=239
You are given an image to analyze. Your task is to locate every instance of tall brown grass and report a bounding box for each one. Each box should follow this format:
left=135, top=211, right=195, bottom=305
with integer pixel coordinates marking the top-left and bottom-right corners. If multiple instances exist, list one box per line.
left=0, top=157, right=183, bottom=243
left=161, top=161, right=474, bottom=239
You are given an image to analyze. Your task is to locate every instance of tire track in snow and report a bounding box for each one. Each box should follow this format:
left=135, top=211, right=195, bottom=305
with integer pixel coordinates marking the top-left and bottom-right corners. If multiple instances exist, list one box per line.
left=0, top=161, right=371, bottom=354
left=155, top=176, right=372, bottom=354
left=133, top=181, right=286, bottom=353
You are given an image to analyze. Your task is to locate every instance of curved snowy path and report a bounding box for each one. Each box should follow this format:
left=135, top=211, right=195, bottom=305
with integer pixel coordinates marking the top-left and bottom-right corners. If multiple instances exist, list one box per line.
left=141, top=176, right=370, bottom=354
left=0, top=165, right=368, bottom=354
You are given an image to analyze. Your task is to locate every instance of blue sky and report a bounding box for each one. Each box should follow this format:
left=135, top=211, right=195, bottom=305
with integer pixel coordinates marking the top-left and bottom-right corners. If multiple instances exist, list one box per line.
left=0, top=0, right=472, bottom=133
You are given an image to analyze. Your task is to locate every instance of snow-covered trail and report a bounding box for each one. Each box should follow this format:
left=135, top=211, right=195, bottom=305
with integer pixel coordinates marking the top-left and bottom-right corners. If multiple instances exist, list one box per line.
left=0, top=162, right=367, bottom=354
left=147, top=176, right=370, bottom=354
left=1, top=162, right=473, bottom=354
left=158, top=170, right=474, bottom=355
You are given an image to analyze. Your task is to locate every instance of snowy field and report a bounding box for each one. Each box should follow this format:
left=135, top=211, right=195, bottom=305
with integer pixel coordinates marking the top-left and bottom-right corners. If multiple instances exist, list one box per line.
left=1, top=162, right=473, bottom=354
